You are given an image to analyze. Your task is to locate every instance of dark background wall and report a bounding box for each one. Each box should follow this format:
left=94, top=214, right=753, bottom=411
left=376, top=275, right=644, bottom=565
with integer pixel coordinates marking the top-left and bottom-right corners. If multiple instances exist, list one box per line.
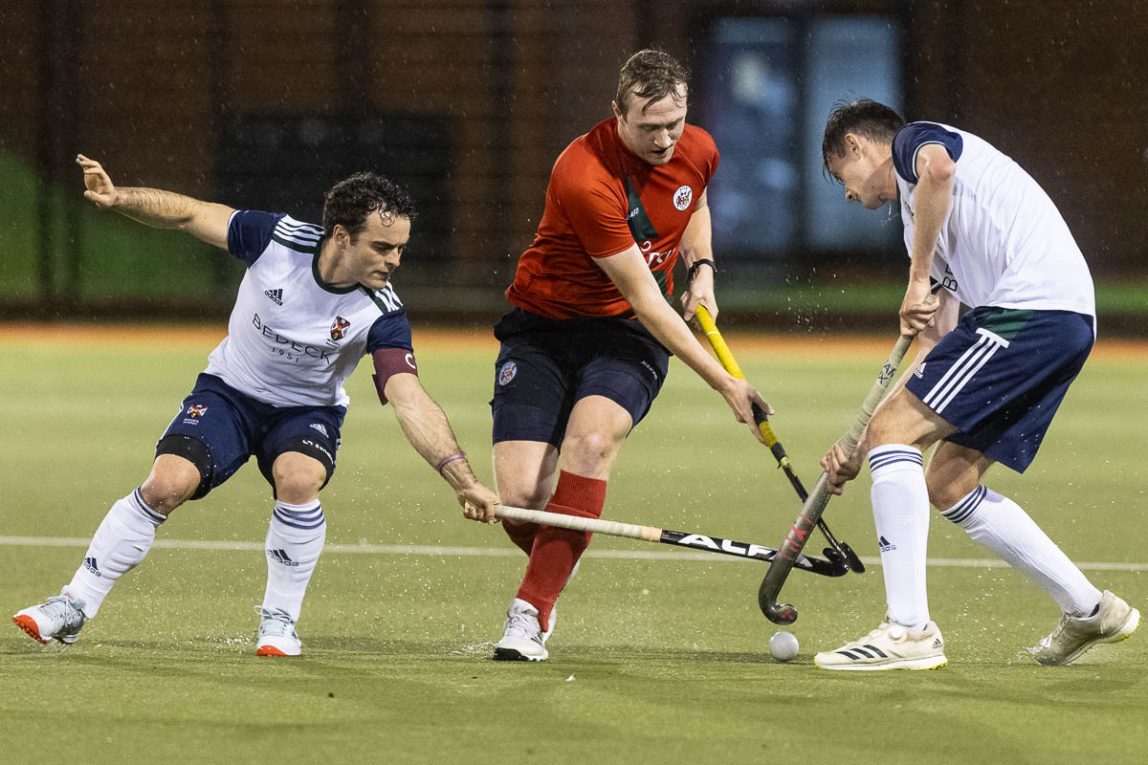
left=1, top=0, right=1144, bottom=321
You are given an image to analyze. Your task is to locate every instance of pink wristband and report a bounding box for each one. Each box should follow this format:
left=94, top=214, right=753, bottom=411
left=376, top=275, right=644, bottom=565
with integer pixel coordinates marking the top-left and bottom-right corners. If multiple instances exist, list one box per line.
left=435, top=452, right=467, bottom=474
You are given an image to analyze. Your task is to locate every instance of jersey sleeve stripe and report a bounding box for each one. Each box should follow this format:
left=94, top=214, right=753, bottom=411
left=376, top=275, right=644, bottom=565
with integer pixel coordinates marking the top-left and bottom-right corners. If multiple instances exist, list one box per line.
left=271, top=232, right=321, bottom=253
left=361, top=284, right=404, bottom=313
left=274, top=224, right=322, bottom=241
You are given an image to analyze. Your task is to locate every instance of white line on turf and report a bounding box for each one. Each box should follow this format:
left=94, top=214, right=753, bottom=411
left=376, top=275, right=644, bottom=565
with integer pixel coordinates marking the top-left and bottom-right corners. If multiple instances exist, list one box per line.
left=0, top=536, right=1145, bottom=571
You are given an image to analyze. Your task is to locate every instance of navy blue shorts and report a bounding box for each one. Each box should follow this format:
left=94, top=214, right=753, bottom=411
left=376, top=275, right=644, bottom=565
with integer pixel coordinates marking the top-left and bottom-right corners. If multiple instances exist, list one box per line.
left=157, top=373, right=346, bottom=499
left=905, top=307, right=1093, bottom=472
left=490, top=309, right=670, bottom=446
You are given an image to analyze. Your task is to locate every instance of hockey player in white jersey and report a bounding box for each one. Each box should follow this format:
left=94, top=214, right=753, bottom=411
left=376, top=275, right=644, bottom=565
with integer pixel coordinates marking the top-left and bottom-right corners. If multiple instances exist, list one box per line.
left=12, top=155, right=500, bottom=657
left=812, top=100, right=1138, bottom=670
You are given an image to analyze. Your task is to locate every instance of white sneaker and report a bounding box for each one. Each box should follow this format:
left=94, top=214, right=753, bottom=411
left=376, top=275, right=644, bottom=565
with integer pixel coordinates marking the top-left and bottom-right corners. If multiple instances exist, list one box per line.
left=13, top=589, right=88, bottom=645
left=1031, top=590, right=1140, bottom=666
left=255, top=607, right=302, bottom=657
left=815, top=620, right=947, bottom=671
left=493, top=598, right=548, bottom=662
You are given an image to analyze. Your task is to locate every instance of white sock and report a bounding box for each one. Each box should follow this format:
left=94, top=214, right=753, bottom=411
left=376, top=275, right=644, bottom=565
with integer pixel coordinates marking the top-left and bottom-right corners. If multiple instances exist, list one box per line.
left=262, top=500, right=326, bottom=622
left=941, top=486, right=1101, bottom=616
left=869, top=445, right=931, bottom=631
left=67, top=488, right=166, bottom=618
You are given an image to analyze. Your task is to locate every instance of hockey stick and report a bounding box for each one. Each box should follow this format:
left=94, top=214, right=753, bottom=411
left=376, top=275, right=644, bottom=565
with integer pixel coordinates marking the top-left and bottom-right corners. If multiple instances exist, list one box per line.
left=758, top=333, right=914, bottom=624
left=494, top=505, right=848, bottom=577
left=694, top=305, right=864, bottom=573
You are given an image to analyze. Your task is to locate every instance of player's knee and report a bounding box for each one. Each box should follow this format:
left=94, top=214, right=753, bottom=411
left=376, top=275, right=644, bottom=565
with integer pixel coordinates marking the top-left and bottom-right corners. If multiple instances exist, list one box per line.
left=561, top=430, right=622, bottom=472
left=500, top=484, right=551, bottom=510
left=140, top=457, right=201, bottom=515
left=271, top=453, right=326, bottom=504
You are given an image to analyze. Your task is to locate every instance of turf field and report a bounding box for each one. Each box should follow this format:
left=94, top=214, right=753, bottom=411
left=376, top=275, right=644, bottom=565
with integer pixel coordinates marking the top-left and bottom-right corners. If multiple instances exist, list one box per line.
left=1, top=325, right=1145, bottom=763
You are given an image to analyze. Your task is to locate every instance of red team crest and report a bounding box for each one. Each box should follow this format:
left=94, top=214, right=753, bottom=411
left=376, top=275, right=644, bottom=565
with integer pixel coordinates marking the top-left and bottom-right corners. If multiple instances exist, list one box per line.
left=673, top=185, right=693, bottom=211
left=330, top=316, right=351, bottom=341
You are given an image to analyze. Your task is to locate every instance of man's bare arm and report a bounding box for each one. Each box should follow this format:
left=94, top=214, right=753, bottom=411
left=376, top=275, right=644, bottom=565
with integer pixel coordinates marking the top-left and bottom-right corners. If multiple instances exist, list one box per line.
left=77, top=154, right=233, bottom=249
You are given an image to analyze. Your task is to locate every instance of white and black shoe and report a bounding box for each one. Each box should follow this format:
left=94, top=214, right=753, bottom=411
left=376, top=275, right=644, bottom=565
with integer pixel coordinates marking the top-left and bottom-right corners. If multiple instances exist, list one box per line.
left=815, top=619, right=947, bottom=671
left=493, top=598, right=548, bottom=662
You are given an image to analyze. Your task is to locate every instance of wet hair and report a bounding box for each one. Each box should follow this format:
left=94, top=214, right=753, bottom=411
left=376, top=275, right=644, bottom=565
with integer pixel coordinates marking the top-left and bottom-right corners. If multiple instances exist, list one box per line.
left=615, top=49, right=689, bottom=116
left=322, top=172, right=417, bottom=238
left=821, top=99, right=905, bottom=174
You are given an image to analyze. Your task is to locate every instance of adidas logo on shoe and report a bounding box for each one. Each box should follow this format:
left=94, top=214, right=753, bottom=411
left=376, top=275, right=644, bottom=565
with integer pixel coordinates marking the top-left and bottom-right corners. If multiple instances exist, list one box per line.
left=264, top=288, right=284, bottom=305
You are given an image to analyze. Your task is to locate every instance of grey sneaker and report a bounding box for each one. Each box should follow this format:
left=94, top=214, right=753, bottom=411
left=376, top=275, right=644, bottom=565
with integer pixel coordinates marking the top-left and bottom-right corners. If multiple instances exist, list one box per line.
left=1031, top=591, right=1140, bottom=666
left=493, top=598, right=548, bottom=662
left=13, top=589, right=88, bottom=645
left=255, top=607, right=302, bottom=657
left=815, top=619, right=947, bottom=671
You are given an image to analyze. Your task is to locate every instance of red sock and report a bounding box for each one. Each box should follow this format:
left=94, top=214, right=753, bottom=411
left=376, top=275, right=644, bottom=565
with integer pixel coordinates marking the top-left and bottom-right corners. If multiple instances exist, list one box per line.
left=502, top=520, right=538, bottom=556
left=516, top=470, right=607, bottom=632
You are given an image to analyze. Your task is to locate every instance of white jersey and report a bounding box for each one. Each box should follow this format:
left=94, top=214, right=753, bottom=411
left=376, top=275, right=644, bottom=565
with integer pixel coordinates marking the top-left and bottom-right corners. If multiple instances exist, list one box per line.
left=893, top=122, right=1095, bottom=317
left=203, top=211, right=413, bottom=408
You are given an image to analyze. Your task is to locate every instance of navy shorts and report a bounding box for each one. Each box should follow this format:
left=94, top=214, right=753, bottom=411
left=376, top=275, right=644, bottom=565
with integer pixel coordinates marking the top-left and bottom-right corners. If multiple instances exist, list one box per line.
left=157, top=373, right=346, bottom=499
left=905, top=307, right=1093, bottom=472
left=490, top=308, right=670, bottom=446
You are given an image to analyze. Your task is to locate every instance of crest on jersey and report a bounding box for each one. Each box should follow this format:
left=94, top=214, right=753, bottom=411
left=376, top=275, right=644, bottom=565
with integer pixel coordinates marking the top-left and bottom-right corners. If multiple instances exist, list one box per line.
left=498, top=361, right=517, bottom=386
left=330, top=316, right=351, bottom=341
left=673, top=185, right=693, bottom=211
left=186, top=404, right=208, bottom=418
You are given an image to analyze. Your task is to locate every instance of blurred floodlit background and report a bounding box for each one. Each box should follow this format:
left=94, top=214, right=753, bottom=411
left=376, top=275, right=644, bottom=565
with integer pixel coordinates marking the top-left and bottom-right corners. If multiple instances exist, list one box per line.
left=1, top=0, right=1144, bottom=332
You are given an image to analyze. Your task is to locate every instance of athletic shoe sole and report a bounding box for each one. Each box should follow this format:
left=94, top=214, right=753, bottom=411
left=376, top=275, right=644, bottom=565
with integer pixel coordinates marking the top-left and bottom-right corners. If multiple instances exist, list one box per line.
left=13, top=615, right=48, bottom=644
left=816, top=655, right=948, bottom=671
left=492, top=647, right=547, bottom=662
left=256, top=644, right=301, bottom=657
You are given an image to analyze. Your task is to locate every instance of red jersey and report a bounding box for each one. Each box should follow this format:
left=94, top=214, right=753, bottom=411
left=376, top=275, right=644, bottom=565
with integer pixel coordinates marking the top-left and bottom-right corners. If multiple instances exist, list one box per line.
left=506, top=117, right=719, bottom=319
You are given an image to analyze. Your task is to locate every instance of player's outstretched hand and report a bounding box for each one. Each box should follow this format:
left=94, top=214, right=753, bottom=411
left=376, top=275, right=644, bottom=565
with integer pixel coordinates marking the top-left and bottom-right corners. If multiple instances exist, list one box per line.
left=76, top=154, right=118, bottom=208
left=459, top=482, right=501, bottom=524
left=821, top=439, right=863, bottom=496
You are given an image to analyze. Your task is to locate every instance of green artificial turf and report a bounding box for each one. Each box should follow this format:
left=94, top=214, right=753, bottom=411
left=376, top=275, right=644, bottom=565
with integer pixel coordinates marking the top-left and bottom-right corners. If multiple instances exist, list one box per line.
left=1, top=329, right=1145, bottom=763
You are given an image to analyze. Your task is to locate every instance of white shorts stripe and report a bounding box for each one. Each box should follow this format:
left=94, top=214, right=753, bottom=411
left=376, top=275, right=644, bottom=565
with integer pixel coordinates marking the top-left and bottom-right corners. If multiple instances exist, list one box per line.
left=923, top=330, right=1007, bottom=414
left=932, top=343, right=1002, bottom=414
left=922, top=337, right=988, bottom=408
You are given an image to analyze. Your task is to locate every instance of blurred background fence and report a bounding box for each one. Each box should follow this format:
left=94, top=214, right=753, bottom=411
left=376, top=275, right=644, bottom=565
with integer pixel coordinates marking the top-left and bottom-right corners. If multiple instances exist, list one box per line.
left=1, top=0, right=1145, bottom=332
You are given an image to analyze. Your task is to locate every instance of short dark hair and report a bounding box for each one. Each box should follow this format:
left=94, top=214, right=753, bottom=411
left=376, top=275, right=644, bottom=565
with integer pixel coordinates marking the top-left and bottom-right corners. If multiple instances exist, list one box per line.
left=822, top=99, right=905, bottom=172
left=322, top=172, right=417, bottom=238
left=615, top=49, right=689, bottom=116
